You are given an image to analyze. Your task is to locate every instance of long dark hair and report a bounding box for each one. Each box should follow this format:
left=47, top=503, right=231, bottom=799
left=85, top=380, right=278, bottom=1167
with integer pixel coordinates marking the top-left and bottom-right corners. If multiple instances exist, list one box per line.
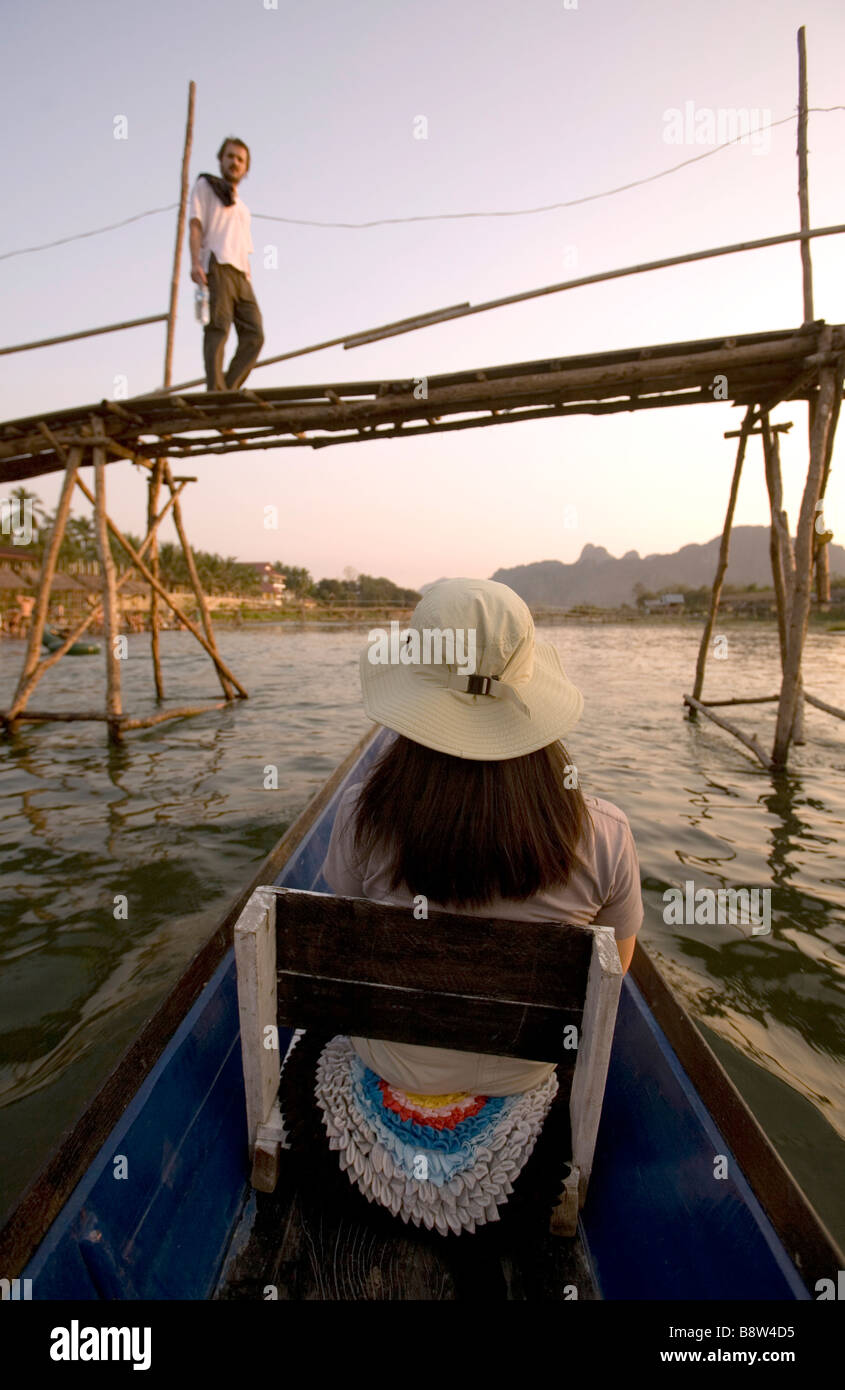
left=352, top=734, right=593, bottom=910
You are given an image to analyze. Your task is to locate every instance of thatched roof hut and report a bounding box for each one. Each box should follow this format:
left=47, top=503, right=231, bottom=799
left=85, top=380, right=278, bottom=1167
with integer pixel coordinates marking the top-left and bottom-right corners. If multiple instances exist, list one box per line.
left=0, top=567, right=29, bottom=591
left=49, top=573, right=90, bottom=594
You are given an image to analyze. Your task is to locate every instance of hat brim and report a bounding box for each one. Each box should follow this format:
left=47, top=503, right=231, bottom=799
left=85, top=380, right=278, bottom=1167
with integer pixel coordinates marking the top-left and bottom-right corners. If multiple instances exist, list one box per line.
left=358, top=641, right=583, bottom=760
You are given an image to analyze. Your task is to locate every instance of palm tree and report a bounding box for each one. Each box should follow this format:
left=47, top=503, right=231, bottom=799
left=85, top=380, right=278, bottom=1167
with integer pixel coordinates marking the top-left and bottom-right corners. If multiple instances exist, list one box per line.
left=157, top=542, right=183, bottom=589
left=67, top=516, right=97, bottom=564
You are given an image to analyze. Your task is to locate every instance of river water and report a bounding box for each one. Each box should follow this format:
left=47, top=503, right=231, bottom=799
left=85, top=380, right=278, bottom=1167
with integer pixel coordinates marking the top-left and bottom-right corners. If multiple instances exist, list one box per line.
left=1, top=622, right=844, bottom=1245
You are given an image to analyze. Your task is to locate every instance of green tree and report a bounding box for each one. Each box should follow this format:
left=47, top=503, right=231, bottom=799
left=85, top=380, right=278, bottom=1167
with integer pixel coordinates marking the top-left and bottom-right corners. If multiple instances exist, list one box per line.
left=633, top=582, right=656, bottom=611
left=275, top=564, right=312, bottom=597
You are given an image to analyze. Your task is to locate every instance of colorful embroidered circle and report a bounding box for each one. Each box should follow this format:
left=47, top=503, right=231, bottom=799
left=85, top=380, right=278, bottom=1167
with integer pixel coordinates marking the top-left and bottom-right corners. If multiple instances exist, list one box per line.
left=312, top=1035, right=559, bottom=1235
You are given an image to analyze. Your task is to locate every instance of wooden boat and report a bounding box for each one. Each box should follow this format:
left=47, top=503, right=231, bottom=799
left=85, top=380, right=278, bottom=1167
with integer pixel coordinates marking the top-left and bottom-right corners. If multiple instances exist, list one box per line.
left=1, top=723, right=841, bottom=1301
left=41, top=625, right=100, bottom=656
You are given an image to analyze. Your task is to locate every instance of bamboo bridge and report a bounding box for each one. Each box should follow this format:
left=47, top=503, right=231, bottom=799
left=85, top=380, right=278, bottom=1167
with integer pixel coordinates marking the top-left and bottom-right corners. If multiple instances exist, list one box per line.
left=0, top=321, right=840, bottom=483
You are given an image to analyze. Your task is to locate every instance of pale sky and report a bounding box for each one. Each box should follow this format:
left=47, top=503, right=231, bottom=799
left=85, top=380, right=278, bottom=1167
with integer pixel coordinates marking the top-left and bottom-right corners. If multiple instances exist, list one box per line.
left=2, top=0, right=844, bottom=590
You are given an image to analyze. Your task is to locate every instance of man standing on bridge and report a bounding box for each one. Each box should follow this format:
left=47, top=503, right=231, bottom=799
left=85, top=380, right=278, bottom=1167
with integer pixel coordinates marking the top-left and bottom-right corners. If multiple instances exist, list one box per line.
left=189, top=137, right=264, bottom=392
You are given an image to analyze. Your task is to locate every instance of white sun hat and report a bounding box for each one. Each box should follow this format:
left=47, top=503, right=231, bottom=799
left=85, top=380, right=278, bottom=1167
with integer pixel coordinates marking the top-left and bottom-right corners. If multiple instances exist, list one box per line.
left=358, top=577, right=584, bottom=760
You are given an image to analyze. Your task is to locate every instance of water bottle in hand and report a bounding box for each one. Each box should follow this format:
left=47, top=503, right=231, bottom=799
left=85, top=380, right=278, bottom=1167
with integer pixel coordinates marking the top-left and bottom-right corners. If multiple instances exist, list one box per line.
left=195, top=286, right=210, bottom=325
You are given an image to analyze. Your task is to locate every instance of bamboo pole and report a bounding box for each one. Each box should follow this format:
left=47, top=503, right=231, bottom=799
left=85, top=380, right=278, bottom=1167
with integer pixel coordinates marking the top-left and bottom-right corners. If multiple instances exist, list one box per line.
left=163, top=80, right=195, bottom=390
left=796, top=28, right=814, bottom=744
left=91, top=422, right=123, bottom=742
left=71, top=475, right=249, bottom=698
left=156, top=223, right=845, bottom=392
left=0, top=315, right=169, bottom=358
left=794, top=28, right=836, bottom=611
left=344, top=302, right=472, bottom=347
left=7, top=430, right=161, bottom=471
left=773, top=338, right=840, bottom=765
left=162, top=460, right=235, bottom=698
left=683, top=695, right=774, bottom=771
left=797, top=28, right=814, bottom=324
left=761, top=411, right=806, bottom=739
left=760, top=413, right=806, bottom=741
left=701, top=696, right=780, bottom=706
left=84, top=435, right=156, bottom=467
left=724, top=423, right=792, bottom=438
left=814, top=384, right=840, bottom=605
left=761, top=413, right=792, bottom=668
left=147, top=461, right=165, bottom=700
left=6, top=448, right=82, bottom=721
left=121, top=702, right=229, bottom=731
left=691, top=405, right=756, bottom=702
left=2, top=710, right=121, bottom=723
left=0, top=704, right=229, bottom=728
left=804, top=692, right=845, bottom=721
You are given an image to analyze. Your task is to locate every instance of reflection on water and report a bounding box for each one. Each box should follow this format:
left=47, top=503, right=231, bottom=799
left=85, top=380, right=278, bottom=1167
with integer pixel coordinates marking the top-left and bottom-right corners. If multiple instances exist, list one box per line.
left=1, top=623, right=844, bottom=1241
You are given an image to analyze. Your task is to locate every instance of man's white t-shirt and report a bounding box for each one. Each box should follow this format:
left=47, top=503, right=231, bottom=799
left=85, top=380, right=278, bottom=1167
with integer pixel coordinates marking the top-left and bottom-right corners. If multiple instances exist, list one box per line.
left=320, top=777, right=644, bottom=1097
left=189, top=177, right=253, bottom=275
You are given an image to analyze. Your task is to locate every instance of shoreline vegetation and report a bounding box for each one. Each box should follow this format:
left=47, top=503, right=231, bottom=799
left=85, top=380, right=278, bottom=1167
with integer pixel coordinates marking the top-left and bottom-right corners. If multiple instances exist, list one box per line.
left=4, top=609, right=845, bottom=640
left=2, top=486, right=844, bottom=637
left=114, top=603, right=845, bottom=631
left=3, top=591, right=845, bottom=639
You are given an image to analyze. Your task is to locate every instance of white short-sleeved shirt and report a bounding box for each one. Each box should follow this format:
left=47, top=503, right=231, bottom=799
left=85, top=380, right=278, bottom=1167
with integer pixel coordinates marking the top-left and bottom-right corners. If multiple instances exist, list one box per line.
left=320, top=777, right=644, bottom=1097
left=188, top=177, right=253, bottom=275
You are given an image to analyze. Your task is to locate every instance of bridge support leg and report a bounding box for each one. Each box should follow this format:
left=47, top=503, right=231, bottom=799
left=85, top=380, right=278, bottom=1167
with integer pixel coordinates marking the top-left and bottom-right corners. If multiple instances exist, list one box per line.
left=92, top=424, right=123, bottom=743
left=811, top=365, right=840, bottom=607
left=690, top=405, right=756, bottom=704
left=163, top=460, right=235, bottom=700
left=4, top=447, right=82, bottom=728
left=761, top=413, right=804, bottom=745
left=773, top=336, right=842, bottom=767
left=72, top=477, right=249, bottom=701
left=147, top=461, right=165, bottom=701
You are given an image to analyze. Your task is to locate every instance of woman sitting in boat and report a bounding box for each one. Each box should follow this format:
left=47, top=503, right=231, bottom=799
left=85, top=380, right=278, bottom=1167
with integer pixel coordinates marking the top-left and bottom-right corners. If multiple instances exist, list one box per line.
left=284, top=577, right=643, bottom=1238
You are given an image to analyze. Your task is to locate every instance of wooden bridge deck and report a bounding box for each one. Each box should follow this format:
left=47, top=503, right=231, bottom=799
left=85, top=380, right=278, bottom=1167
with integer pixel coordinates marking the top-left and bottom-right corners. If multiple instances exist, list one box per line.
left=2, top=321, right=841, bottom=484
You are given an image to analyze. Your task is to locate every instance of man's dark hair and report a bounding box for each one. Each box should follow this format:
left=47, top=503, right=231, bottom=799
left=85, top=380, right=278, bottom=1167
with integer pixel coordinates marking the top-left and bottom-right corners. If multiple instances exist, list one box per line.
left=217, top=137, right=251, bottom=172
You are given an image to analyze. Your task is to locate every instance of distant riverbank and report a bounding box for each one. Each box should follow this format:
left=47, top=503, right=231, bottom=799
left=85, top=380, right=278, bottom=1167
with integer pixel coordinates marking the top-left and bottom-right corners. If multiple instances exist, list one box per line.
left=2, top=609, right=843, bottom=647
left=205, top=608, right=845, bottom=631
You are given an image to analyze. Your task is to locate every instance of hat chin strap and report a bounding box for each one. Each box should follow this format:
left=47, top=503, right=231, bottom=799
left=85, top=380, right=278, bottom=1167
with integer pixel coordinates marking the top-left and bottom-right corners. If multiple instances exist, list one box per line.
left=415, top=668, right=531, bottom=717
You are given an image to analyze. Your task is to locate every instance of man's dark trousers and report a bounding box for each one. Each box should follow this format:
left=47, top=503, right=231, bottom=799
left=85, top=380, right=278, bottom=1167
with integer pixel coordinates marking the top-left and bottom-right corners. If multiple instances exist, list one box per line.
left=204, top=252, right=264, bottom=391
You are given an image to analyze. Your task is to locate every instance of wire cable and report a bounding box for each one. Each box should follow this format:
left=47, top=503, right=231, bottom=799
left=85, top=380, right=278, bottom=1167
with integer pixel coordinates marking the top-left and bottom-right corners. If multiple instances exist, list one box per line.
left=1, top=107, right=842, bottom=260
left=254, top=108, right=845, bottom=228
left=0, top=204, right=179, bottom=262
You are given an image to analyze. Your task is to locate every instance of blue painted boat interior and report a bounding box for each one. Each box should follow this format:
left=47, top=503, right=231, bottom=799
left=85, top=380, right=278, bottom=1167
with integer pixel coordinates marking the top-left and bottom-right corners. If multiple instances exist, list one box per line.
left=23, top=726, right=810, bottom=1299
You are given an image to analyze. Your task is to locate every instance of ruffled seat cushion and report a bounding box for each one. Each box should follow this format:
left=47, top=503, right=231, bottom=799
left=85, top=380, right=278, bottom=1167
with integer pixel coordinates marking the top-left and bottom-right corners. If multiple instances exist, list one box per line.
left=313, top=1035, right=559, bottom=1236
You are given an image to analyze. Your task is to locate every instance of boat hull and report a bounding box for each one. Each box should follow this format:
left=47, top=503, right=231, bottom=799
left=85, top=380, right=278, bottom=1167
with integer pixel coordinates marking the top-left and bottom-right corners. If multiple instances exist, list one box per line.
left=41, top=626, right=100, bottom=656
left=10, top=726, right=839, bottom=1299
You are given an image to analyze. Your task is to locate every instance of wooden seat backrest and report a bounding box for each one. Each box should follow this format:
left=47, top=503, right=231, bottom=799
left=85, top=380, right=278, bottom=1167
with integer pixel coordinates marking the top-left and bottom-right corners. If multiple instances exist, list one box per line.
left=272, top=885, right=598, bottom=1069
left=235, top=883, right=622, bottom=1222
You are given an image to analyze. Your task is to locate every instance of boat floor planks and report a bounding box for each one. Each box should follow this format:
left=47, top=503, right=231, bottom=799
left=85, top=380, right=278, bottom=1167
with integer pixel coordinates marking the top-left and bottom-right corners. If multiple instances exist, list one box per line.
left=215, top=1151, right=599, bottom=1302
